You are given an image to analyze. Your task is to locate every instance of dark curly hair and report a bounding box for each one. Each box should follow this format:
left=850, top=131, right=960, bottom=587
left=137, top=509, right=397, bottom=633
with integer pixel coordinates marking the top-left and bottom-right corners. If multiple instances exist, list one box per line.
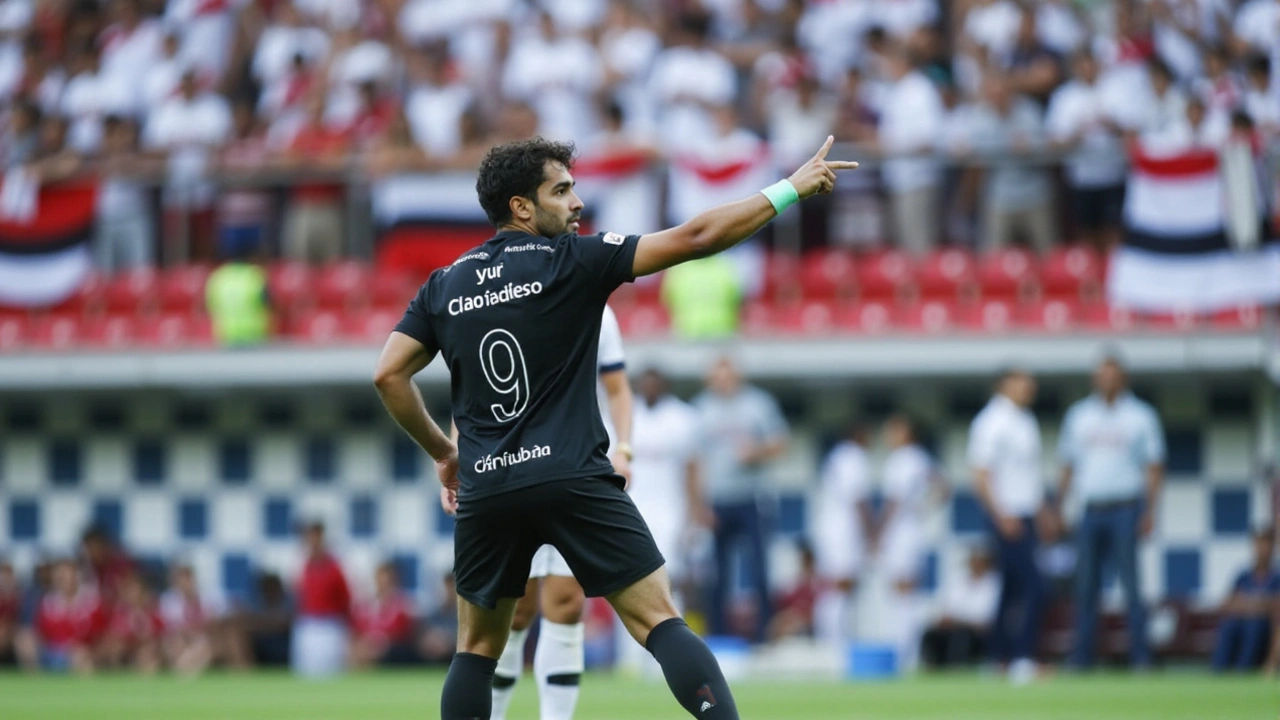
left=476, top=138, right=577, bottom=227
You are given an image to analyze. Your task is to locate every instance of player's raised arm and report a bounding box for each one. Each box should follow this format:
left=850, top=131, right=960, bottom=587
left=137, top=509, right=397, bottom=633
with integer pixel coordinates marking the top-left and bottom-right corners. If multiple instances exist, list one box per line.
left=373, top=331, right=458, bottom=486
left=631, top=136, right=858, bottom=277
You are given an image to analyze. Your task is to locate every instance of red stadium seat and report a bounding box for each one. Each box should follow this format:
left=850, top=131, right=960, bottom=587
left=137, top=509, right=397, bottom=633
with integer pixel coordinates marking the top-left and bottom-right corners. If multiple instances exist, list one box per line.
left=774, top=299, right=839, bottom=335
left=290, top=309, right=345, bottom=343
left=916, top=248, right=977, bottom=300
left=315, top=261, right=373, bottom=310
left=1017, top=299, right=1077, bottom=333
left=1077, top=301, right=1136, bottom=332
left=137, top=312, right=200, bottom=348
left=104, top=268, right=159, bottom=313
left=1209, top=304, right=1263, bottom=330
left=29, top=313, right=80, bottom=349
left=0, top=314, right=28, bottom=350
left=800, top=249, right=856, bottom=300
left=1141, top=309, right=1198, bottom=332
left=1041, top=246, right=1102, bottom=300
left=344, top=308, right=401, bottom=343
left=977, top=248, right=1039, bottom=300
left=158, top=265, right=212, bottom=313
left=267, top=261, right=316, bottom=310
left=837, top=300, right=894, bottom=334
left=762, top=253, right=801, bottom=302
left=80, top=313, right=138, bottom=349
left=52, top=273, right=107, bottom=314
left=634, top=272, right=664, bottom=303
left=614, top=302, right=670, bottom=337
left=369, top=268, right=421, bottom=310
left=898, top=299, right=956, bottom=334
left=740, top=301, right=777, bottom=336
left=958, top=298, right=1016, bottom=333
left=855, top=249, right=915, bottom=301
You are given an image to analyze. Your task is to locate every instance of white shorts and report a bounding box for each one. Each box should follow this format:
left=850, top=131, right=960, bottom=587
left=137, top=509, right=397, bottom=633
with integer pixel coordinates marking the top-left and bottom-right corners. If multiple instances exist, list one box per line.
left=813, top=515, right=864, bottom=581
left=291, top=617, right=349, bottom=678
left=878, top=521, right=924, bottom=584
left=529, top=544, right=573, bottom=579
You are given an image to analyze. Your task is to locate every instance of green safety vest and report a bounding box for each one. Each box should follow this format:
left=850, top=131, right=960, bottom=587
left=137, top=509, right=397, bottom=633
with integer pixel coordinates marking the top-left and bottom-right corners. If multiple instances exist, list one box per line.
left=205, top=263, right=270, bottom=346
left=661, top=255, right=742, bottom=339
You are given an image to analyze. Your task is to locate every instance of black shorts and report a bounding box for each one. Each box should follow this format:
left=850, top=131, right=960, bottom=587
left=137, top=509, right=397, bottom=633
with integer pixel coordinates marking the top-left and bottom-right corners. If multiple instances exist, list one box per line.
left=1070, top=184, right=1125, bottom=231
left=453, top=475, right=665, bottom=610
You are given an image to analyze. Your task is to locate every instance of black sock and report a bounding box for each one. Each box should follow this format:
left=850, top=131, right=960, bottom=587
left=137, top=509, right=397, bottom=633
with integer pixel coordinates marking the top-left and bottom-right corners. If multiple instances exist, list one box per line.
left=441, top=652, right=498, bottom=720
left=646, top=618, right=740, bottom=719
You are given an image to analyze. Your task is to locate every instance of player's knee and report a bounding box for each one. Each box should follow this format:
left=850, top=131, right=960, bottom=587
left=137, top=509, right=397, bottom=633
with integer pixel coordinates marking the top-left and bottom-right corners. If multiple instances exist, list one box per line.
left=542, top=589, right=585, bottom=624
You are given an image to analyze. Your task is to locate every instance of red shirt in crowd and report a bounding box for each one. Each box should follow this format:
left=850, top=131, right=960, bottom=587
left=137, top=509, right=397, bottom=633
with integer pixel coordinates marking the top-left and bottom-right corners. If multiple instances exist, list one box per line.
left=86, top=552, right=135, bottom=607
left=36, top=588, right=108, bottom=649
left=355, top=592, right=415, bottom=644
left=109, top=604, right=165, bottom=645
left=298, top=552, right=351, bottom=621
left=288, top=124, right=350, bottom=203
left=0, top=589, right=19, bottom=626
left=347, top=98, right=398, bottom=146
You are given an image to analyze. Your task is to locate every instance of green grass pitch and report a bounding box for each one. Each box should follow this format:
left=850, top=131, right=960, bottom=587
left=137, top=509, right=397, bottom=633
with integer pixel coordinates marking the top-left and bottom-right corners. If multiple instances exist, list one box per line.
left=0, top=670, right=1273, bottom=720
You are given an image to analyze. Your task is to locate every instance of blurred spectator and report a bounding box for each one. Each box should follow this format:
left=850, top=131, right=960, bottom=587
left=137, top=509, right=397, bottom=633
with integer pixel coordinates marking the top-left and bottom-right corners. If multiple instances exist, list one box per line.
left=216, top=98, right=271, bottom=260
left=363, top=109, right=431, bottom=179
left=878, top=42, right=944, bottom=255
left=0, top=560, right=18, bottom=666
left=60, top=44, right=107, bottom=154
left=920, top=547, right=1000, bottom=669
left=574, top=100, right=662, bottom=236
left=165, top=0, right=235, bottom=83
left=344, top=79, right=397, bottom=149
left=17, top=558, right=105, bottom=674
left=279, top=93, right=348, bottom=264
left=98, top=0, right=163, bottom=116
left=1057, top=355, right=1165, bottom=670
left=260, top=52, right=322, bottom=139
left=205, top=236, right=270, bottom=346
left=1196, top=45, right=1244, bottom=117
left=418, top=573, right=458, bottom=666
left=766, top=72, right=837, bottom=171
left=292, top=521, right=351, bottom=677
left=598, top=0, right=661, bottom=134
left=1231, top=0, right=1280, bottom=63
left=1033, top=0, right=1085, bottom=57
left=968, top=72, right=1055, bottom=253
left=1214, top=528, right=1279, bottom=672
left=812, top=421, right=873, bottom=649
left=404, top=44, right=474, bottom=159
left=160, top=563, right=218, bottom=675
left=14, top=560, right=52, bottom=671
left=661, top=254, right=742, bottom=339
left=963, top=0, right=1024, bottom=60
left=1047, top=52, right=1129, bottom=250
left=141, top=28, right=186, bottom=111
left=223, top=571, right=294, bottom=668
left=1158, top=95, right=1230, bottom=149
left=877, top=413, right=944, bottom=671
left=1004, top=10, right=1063, bottom=106
left=1242, top=55, right=1280, bottom=136
left=101, top=571, right=163, bottom=674
left=830, top=66, right=882, bottom=249
left=648, top=10, right=737, bottom=149
left=0, top=99, right=40, bottom=169
left=1138, top=58, right=1188, bottom=137
left=251, top=0, right=330, bottom=91
left=95, top=115, right=156, bottom=274
left=502, top=10, right=602, bottom=143
left=968, top=369, right=1047, bottom=685
left=79, top=525, right=134, bottom=608
left=350, top=562, right=419, bottom=668
left=765, top=542, right=824, bottom=642
left=695, top=356, right=789, bottom=643
left=9, top=35, right=65, bottom=115
left=145, top=66, right=232, bottom=263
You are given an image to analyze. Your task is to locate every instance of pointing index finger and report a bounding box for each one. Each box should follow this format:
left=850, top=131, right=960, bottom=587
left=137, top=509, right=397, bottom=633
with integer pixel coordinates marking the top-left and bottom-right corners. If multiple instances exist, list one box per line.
left=811, top=135, right=835, bottom=162
left=826, top=161, right=860, bottom=170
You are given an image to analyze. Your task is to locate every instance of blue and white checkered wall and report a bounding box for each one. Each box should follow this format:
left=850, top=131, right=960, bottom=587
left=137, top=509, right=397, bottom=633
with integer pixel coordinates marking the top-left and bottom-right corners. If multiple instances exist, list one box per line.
left=0, top=379, right=1273, bottom=609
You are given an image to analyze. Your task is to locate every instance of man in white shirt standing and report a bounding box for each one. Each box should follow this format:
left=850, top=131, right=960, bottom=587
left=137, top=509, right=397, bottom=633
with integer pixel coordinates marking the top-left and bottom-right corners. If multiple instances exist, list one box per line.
left=812, top=422, right=874, bottom=649
left=1056, top=354, right=1165, bottom=670
left=878, top=43, right=945, bottom=255
left=489, top=304, right=633, bottom=720
left=616, top=367, right=710, bottom=675
left=877, top=413, right=942, bottom=672
left=968, top=368, right=1048, bottom=685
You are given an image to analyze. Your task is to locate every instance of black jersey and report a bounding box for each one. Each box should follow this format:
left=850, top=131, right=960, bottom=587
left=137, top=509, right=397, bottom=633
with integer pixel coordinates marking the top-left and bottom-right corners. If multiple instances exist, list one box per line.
left=394, top=229, right=640, bottom=500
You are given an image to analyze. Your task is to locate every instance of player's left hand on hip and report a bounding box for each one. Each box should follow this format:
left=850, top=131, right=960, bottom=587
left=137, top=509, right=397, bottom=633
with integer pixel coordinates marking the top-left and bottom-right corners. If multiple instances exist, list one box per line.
left=610, top=452, right=632, bottom=491
left=786, top=135, right=860, bottom=200
left=436, top=451, right=459, bottom=491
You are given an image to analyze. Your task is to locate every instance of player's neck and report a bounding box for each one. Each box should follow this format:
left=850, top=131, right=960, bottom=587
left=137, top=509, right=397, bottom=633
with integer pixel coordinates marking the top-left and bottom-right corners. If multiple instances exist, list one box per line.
left=498, top=221, right=539, bottom=237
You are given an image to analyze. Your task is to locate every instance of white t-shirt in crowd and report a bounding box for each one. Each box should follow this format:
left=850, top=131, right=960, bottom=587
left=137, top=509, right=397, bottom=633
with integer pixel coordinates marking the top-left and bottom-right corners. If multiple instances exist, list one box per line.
left=1035, top=0, right=1085, bottom=55
left=878, top=71, right=944, bottom=192
left=882, top=444, right=933, bottom=527
left=399, top=0, right=513, bottom=85
left=294, top=0, right=362, bottom=30
left=964, top=0, right=1023, bottom=59
left=405, top=82, right=473, bottom=157
left=600, top=25, right=661, bottom=132
left=767, top=91, right=839, bottom=170
left=813, top=439, right=871, bottom=578
left=252, top=24, right=330, bottom=86
left=61, top=72, right=112, bottom=153
left=538, top=0, right=606, bottom=33
left=967, top=394, right=1043, bottom=518
left=145, top=92, right=233, bottom=207
left=796, top=0, right=872, bottom=85
left=502, top=32, right=603, bottom=142
left=874, top=0, right=939, bottom=38
left=141, top=55, right=185, bottom=110
left=1244, top=87, right=1280, bottom=129
left=1233, top=0, right=1280, bottom=96
left=596, top=304, right=626, bottom=449
left=166, top=0, right=234, bottom=79
left=1045, top=79, right=1130, bottom=188
left=649, top=45, right=737, bottom=145
left=99, top=20, right=164, bottom=113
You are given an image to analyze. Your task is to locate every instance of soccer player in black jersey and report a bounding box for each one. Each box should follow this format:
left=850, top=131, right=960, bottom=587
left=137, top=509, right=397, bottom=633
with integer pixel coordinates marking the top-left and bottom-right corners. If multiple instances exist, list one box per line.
left=374, top=135, right=856, bottom=720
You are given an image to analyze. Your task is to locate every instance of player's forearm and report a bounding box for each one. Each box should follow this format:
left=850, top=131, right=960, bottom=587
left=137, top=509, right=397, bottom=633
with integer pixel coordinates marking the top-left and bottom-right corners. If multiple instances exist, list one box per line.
left=674, top=193, right=779, bottom=261
left=375, top=377, right=455, bottom=461
left=603, top=373, right=633, bottom=446
left=1144, top=464, right=1164, bottom=509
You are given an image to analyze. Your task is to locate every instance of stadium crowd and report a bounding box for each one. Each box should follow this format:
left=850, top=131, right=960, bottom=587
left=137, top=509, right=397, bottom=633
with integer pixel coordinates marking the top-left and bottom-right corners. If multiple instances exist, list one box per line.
left=0, top=0, right=1278, bottom=270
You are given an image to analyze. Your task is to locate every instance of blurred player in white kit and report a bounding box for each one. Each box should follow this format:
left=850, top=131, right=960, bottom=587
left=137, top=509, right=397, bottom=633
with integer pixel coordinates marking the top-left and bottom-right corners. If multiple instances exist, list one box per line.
left=876, top=414, right=945, bottom=672
left=811, top=422, right=874, bottom=649
left=616, top=368, right=712, bottom=676
left=489, top=305, right=633, bottom=720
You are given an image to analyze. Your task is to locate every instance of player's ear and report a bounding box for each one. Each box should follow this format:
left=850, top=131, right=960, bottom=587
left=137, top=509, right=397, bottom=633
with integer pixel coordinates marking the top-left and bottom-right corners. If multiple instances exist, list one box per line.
left=510, top=195, right=534, bottom=223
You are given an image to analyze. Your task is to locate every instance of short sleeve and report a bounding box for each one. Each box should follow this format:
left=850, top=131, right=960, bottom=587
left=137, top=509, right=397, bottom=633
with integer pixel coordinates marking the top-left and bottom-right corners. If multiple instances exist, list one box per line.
left=393, top=281, right=437, bottom=350
left=570, top=231, right=640, bottom=294
left=1140, top=406, right=1166, bottom=465
left=968, top=411, right=999, bottom=470
left=597, top=305, right=626, bottom=373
